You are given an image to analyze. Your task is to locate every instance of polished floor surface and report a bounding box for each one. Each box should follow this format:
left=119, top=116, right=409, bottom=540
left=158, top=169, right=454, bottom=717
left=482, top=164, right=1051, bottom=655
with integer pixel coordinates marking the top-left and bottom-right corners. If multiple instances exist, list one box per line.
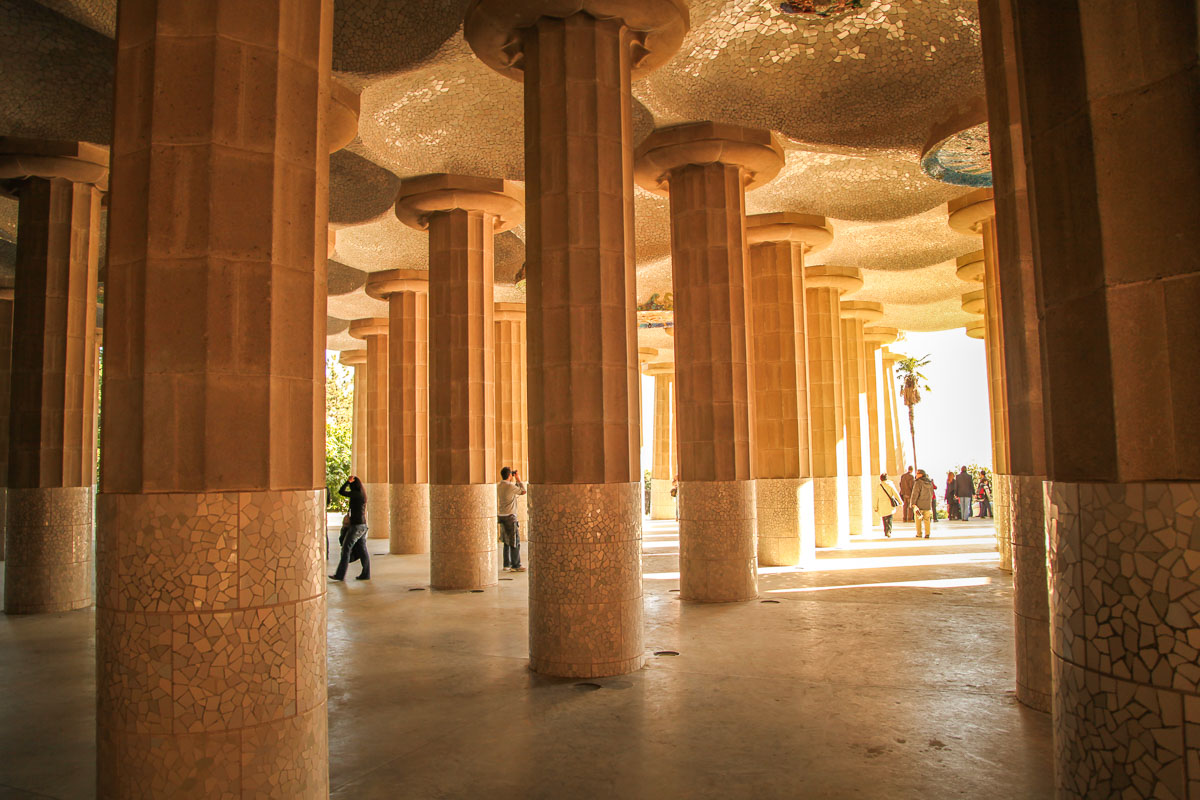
left=0, top=515, right=1053, bottom=799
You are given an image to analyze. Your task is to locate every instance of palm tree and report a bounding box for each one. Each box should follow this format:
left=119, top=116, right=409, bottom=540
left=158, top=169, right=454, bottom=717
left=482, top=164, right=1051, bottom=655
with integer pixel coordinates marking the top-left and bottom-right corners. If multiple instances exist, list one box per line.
left=896, top=355, right=931, bottom=469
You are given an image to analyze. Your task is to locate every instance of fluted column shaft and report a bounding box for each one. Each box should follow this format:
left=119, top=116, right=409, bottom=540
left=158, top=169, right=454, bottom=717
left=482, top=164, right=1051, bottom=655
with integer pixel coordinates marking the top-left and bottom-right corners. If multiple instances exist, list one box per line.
left=426, top=209, right=497, bottom=588
left=649, top=370, right=676, bottom=520
left=664, top=162, right=757, bottom=602
left=746, top=214, right=830, bottom=567
left=494, top=302, right=528, bottom=535
left=5, top=176, right=100, bottom=614
left=839, top=314, right=872, bottom=536
left=97, top=1, right=333, bottom=794
left=339, top=349, right=367, bottom=483
left=366, top=272, right=431, bottom=556
left=0, top=292, right=10, bottom=561
left=353, top=321, right=391, bottom=541
left=504, top=11, right=651, bottom=678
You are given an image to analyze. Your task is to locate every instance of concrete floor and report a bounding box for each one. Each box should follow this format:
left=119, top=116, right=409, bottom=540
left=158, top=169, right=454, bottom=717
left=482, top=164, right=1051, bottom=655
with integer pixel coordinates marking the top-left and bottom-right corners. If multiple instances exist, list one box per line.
left=0, top=516, right=1053, bottom=799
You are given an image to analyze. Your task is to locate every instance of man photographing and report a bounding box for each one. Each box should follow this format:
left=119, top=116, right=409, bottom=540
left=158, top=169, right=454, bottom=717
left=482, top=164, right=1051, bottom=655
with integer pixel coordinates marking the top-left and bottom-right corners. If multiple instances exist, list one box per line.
left=497, top=466, right=527, bottom=573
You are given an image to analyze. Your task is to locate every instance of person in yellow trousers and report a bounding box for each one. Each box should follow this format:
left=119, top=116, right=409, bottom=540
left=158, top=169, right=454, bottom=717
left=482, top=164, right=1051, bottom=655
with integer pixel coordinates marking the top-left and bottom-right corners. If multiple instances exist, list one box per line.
left=910, top=469, right=935, bottom=539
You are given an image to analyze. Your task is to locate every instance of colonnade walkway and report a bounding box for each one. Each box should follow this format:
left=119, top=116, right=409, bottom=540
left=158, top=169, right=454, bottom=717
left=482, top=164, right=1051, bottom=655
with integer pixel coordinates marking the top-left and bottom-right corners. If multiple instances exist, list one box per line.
left=0, top=517, right=1053, bottom=799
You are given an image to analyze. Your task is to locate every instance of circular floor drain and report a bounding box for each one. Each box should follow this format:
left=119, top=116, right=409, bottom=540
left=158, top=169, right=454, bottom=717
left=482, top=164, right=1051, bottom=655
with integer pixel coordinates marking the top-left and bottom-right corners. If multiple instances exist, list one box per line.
left=470, top=589, right=485, bottom=593
left=574, top=682, right=602, bottom=691
left=760, top=599, right=780, bottom=604
left=654, top=650, right=680, bottom=657
left=408, top=588, right=426, bottom=592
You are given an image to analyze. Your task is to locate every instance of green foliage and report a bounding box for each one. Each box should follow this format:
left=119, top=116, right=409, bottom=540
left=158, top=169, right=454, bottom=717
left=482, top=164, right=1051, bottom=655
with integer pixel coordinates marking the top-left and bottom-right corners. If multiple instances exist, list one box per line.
left=325, top=353, right=354, bottom=512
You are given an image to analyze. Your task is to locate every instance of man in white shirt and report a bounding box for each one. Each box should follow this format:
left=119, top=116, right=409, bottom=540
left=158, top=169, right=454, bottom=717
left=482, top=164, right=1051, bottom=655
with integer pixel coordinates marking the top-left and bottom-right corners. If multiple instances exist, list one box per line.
left=496, top=466, right=527, bottom=572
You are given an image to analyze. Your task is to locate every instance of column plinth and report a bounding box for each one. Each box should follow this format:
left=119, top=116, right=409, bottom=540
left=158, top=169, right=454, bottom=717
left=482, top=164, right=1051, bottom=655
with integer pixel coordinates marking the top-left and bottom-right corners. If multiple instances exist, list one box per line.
left=466, top=0, right=688, bottom=674
left=1, top=141, right=105, bottom=614
left=746, top=212, right=831, bottom=565
left=350, top=318, right=392, bottom=541
left=396, top=174, right=522, bottom=589
left=637, top=121, right=784, bottom=601
left=805, top=266, right=863, bottom=547
left=840, top=300, right=883, bottom=537
left=367, top=270, right=431, bottom=555
left=97, top=0, right=333, bottom=791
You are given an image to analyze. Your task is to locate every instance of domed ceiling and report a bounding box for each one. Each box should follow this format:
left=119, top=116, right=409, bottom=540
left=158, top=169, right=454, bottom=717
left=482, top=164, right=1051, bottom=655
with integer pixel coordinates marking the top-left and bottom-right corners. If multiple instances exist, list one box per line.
left=2, top=0, right=990, bottom=353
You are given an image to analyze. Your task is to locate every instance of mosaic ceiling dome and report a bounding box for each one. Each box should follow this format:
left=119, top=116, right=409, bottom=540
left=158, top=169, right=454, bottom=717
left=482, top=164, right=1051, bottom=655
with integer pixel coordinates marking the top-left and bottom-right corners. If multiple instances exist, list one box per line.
left=1, top=0, right=990, bottom=348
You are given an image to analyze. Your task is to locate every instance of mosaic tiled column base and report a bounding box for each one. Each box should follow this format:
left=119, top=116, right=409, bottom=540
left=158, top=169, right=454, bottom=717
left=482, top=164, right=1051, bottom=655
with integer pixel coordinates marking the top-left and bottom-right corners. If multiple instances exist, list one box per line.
left=847, top=473, right=873, bottom=536
left=813, top=476, right=849, bottom=548
left=528, top=482, right=644, bottom=678
left=756, top=477, right=815, bottom=567
left=389, top=483, right=430, bottom=555
left=1046, top=481, right=1200, bottom=799
left=1005, top=473, right=1050, bottom=713
left=3, top=486, right=93, bottom=614
left=679, top=480, right=758, bottom=603
left=95, top=489, right=328, bottom=798
left=649, top=478, right=675, bottom=520
left=991, top=475, right=1013, bottom=572
left=364, top=482, right=391, bottom=541
left=430, top=483, right=497, bottom=590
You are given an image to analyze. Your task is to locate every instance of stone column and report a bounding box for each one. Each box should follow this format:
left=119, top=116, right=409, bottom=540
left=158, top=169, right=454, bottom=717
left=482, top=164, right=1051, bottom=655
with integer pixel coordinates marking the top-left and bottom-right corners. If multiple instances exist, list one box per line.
left=340, top=349, right=368, bottom=481
left=349, top=318, right=391, bottom=540
left=978, top=0, right=1050, bottom=714
left=646, top=363, right=676, bottom=520
left=864, top=327, right=900, bottom=520
left=0, top=141, right=106, bottom=614
left=395, top=174, right=523, bottom=590
left=880, top=348, right=904, bottom=476
left=97, top=0, right=332, bottom=793
left=0, top=288, right=11, bottom=561
left=951, top=193, right=1012, bottom=571
left=979, top=0, right=1200, bottom=791
left=494, top=301, right=529, bottom=536
left=804, top=266, right=863, bottom=547
left=367, top=270, right=431, bottom=555
left=745, top=212, right=832, bottom=566
left=839, top=300, right=883, bottom=537
left=466, top=0, right=688, bottom=676
left=636, top=122, right=784, bottom=602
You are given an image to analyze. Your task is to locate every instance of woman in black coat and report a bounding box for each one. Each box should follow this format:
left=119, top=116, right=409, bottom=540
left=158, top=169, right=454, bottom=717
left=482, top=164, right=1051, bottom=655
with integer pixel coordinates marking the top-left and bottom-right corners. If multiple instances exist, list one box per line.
left=330, top=476, right=370, bottom=581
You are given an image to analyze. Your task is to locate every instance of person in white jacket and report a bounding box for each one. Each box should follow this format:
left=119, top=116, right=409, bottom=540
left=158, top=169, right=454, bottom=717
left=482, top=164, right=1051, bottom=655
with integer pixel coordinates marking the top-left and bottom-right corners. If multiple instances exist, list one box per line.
left=872, top=473, right=903, bottom=538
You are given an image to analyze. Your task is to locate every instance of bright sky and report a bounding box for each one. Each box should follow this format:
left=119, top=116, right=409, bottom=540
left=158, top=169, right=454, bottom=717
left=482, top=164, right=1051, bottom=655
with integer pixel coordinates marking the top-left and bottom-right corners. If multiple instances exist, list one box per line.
left=638, top=328, right=993, bottom=479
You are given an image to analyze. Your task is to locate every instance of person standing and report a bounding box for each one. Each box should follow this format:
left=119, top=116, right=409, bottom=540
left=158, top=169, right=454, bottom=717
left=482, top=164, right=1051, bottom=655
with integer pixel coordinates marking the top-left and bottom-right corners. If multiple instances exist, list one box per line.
left=954, top=466, right=975, bottom=521
left=873, top=473, right=902, bottom=538
left=977, top=473, right=992, bottom=518
left=911, top=469, right=934, bottom=539
left=944, top=471, right=960, bottom=520
left=497, top=466, right=527, bottom=573
left=899, top=466, right=915, bottom=523
left=330, top=476, right=370, bottom=581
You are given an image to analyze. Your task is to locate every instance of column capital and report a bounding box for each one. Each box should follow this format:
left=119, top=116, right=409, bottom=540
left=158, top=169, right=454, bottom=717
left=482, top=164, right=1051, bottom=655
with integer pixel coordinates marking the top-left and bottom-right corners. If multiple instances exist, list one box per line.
left=961, top=288, right=986, bottom=316
left=365, top=268, right=429, bottom=300
left=328, top=78, right=360, bottom=154
left=746, top=212, right=833, bottom=253
left=881, top=348, right=904, bottom=364
left=864, top=325, right=900, bottom=345
left=955, top=249, right=985, bottom=283
left=339, top=349, right=368, bottom=367
left=349, top=317, right=389, bottom=339
left=805, top=265, right=863, bottom=295
left=840, top=300, right=884, bottom=323
left=0, top=138, right=109, bottom=190
left=947, top=187, right=996, bottom=235
left=394, top=173, right=525, bottom=233
left=638, top=346, right=659, bottom=364
left=494, top=301, right=527, bottom=322
left=0, top=288, right=13, bottom=301
left=635, top=122, right=785, bottom=196
left=643, top=361, right=674, bottom=376
left=965, top=319, right=985, bottom=339
left=464, top=0, right=690, bottom=81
